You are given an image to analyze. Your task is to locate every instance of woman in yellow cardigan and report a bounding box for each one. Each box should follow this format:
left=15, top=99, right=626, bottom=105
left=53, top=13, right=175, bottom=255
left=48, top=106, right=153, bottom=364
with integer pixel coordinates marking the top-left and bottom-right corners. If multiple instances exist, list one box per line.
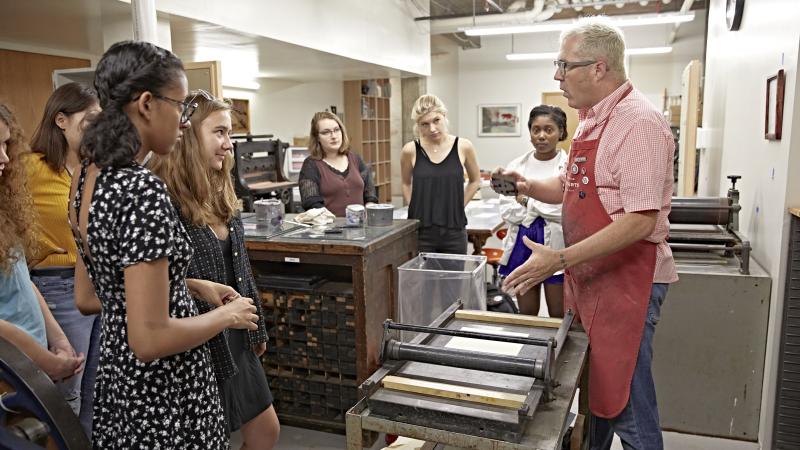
left=26, top=82, right=100, bottom=437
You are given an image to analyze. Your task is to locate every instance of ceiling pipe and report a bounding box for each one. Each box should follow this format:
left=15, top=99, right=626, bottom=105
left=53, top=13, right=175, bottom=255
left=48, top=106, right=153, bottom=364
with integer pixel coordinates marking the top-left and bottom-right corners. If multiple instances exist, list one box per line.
left=485, top=0, right=504, bottom=13
left=430, top=0, right=548, bottom=34
left=427, top=0, right=678, bottom=34
left=668, top=0, right=694, bottom=43
left=131, top=0, right=158, bottom=44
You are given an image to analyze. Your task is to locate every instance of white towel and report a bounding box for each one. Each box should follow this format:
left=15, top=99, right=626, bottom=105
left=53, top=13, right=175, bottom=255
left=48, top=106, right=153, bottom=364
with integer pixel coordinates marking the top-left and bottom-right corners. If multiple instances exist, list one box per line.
left=294, top=207, right=336, bottom=225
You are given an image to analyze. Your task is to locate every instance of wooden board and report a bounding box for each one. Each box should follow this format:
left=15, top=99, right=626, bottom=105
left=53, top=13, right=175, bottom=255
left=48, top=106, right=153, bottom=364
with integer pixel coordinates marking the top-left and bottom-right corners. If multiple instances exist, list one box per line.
left=455, top=310, right=562, bottom=328
left=677, top=59, right=701, bottom=196
left=381, top=375, right=526, bottom=409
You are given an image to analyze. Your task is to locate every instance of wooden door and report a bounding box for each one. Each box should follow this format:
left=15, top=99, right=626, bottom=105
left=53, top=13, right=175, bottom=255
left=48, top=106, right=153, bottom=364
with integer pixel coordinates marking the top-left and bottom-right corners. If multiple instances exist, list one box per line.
left=0, top=49, right=90, bottom=139
left=541, top=91, right=579, bottom=153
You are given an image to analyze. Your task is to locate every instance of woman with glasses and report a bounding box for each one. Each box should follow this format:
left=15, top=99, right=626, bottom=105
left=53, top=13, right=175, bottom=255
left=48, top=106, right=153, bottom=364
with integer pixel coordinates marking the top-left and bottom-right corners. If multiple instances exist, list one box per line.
left=496, top=105, right=569, bottom=318
left=25, top=82, right=101, bottom=437
left=401, top=94, right=481, bottom=254
left=298, top=111, right=378, bottom=216
left=69, top=40, right=259, bottom=449
left=150, top=91, right=280, bottom=449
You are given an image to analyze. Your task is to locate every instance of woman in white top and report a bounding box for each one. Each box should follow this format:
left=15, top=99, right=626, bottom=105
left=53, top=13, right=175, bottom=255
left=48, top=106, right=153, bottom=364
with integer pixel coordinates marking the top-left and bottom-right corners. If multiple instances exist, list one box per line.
left=498, top=105, right=569, bottom=317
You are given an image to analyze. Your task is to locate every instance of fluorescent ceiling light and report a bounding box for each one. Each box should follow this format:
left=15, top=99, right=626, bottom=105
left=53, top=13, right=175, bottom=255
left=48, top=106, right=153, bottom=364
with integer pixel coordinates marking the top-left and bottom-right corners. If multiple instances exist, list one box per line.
left=506, top=46, right=672, bottom=61
left=463, top=11, right=695, bottom=36
left=506, top=52, right=558, bottom=61
left=624, top=46, right=673, bottom=55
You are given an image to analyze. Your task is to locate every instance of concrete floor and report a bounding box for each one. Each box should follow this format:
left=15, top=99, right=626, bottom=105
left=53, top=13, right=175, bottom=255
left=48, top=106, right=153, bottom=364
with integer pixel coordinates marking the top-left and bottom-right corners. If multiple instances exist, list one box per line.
left=232, top=423, right=760, bottom=450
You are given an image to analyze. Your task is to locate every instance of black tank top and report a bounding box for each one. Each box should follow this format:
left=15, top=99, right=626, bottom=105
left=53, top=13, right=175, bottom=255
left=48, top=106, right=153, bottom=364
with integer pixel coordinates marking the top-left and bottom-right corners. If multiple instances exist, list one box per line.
left=408, top=137, right=467, bottom=228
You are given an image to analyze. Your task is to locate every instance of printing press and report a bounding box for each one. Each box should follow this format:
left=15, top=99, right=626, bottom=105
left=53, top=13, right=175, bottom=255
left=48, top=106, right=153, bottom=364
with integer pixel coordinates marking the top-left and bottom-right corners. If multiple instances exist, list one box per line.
left=0, top=336, right=89, bottom=450
left=652, top=175, right=772, bottom=440
left=346, top=302, right=588, bottom=450
left=667, top=175, right=751, bottom=273
left=232, top=134, right=298, bottom=212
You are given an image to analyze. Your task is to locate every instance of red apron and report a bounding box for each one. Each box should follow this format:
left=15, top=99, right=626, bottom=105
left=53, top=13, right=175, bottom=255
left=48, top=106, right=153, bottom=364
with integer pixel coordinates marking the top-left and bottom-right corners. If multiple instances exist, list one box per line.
left=562, top=86, right=657, bottom=418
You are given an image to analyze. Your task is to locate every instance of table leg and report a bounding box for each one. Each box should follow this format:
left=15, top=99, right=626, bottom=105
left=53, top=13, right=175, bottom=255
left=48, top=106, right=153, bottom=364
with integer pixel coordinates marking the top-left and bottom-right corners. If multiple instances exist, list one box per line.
left=346, top=411, right=364, bottom=450
left=468, top=234, right=488, bottom=256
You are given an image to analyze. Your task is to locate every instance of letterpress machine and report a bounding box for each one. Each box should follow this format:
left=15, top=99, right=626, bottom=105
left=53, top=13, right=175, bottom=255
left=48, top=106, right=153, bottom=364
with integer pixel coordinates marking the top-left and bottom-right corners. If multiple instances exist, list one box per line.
left=346, top=301, right=588, bottom=450
left=232, top=134, right=298, bottom=213
left=667, top=175, right=751, bottom=273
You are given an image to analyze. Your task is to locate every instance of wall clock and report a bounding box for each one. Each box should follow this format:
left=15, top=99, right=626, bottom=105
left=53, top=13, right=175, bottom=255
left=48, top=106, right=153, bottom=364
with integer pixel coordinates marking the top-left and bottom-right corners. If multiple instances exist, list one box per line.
left=726, top=0, right=744, bottom=31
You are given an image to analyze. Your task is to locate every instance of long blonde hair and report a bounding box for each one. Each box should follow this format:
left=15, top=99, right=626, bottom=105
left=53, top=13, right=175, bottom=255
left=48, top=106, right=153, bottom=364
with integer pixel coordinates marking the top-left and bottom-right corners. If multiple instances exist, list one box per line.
left=150, top=93, right=238, bottom=226
left=0, top=103, right=36, bottom=272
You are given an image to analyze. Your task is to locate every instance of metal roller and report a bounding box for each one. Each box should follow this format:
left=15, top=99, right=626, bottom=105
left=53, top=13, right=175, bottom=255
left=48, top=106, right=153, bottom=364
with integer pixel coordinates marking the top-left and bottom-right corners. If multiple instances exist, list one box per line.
left=383, top=339, right=545, bottom=379
left=669, top=197, right=734, bottom=226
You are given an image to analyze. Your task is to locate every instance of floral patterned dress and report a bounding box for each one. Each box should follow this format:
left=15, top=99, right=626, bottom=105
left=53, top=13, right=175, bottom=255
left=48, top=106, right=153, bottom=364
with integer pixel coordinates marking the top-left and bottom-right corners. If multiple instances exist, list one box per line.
left=72, top=162, right=227, bottom=449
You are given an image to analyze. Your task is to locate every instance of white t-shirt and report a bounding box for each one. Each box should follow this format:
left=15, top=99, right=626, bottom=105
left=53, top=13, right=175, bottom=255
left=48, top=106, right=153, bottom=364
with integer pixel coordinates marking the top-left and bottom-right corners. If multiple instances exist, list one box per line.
left=498, top=149, right=569, bottom=270
left=506, top=149, right=568, bottom=219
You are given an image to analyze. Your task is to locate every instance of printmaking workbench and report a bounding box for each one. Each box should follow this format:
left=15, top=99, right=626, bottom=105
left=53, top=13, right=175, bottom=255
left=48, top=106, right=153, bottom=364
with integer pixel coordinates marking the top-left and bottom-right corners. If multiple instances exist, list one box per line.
left=346, top=303, right=589, bottom=449
left=245, top=218, right=418, bottom=430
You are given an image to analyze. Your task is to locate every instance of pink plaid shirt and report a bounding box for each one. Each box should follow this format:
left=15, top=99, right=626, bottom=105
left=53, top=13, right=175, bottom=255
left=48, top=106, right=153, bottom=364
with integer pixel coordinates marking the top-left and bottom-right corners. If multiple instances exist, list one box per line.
left=564, top=81, right=678, bottom=283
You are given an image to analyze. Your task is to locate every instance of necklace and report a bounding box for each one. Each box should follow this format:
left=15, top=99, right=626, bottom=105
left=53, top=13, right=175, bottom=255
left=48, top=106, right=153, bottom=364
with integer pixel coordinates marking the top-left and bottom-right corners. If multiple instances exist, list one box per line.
left=427, top=138, right=447, bottom=153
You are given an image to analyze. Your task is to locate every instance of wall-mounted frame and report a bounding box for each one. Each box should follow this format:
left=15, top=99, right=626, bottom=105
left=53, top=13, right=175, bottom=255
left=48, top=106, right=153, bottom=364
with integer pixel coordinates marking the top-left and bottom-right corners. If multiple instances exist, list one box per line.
left=229, top=98, right=251, bottom=135
left=184, top=61, right=223, bottom=98
left=478, top=104, right=521, bottom=137
left=765, top=69, right=785, bottom=141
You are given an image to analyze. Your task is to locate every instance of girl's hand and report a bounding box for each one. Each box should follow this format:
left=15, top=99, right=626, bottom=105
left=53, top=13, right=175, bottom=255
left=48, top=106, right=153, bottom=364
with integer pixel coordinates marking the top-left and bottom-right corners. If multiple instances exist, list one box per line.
left=187, top=279, right=239, bottom=307
left=222, top=297, right=259, bottom=330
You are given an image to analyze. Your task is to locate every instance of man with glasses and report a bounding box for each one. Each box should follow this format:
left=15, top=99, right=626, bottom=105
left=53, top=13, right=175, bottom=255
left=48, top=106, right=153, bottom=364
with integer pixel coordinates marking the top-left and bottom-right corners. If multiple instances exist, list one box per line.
left=500, top=17, right=677, bottom=450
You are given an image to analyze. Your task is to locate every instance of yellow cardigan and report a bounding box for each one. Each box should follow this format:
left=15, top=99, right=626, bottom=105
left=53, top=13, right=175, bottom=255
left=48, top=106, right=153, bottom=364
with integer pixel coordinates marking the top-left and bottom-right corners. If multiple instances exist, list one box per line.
left=25, top=153, right=77, bottom=268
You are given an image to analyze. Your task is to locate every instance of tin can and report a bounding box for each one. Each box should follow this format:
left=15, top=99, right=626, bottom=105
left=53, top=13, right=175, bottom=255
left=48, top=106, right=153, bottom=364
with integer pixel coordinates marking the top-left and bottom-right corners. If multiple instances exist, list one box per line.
left=254, top=198, right=284, bottom=230
left=366, top=203, right=394, bottom=227
left=345, top=204, right=365, bottom=226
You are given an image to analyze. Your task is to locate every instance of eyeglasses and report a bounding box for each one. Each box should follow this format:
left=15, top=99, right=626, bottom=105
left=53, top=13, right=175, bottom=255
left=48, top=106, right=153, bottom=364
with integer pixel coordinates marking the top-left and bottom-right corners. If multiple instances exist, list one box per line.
left=553, top=59, right=598, bottom=77
left=318, top=127, right=342, bottom=137
left=152, top=94, right=199, bottom=125
left=187, top=89, right=214, bottom=104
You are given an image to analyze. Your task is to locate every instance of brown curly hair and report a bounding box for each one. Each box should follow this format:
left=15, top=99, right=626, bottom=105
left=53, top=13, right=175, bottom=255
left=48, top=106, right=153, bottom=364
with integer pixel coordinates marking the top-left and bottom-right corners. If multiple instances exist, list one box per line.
left=0, top=103, right=36, bottom=273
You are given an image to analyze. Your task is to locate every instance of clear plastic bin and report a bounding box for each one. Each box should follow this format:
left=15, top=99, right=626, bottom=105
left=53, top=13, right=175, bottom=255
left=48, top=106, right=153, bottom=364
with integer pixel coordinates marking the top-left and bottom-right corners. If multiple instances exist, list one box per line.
left=397, top=253, right=487, bottom=341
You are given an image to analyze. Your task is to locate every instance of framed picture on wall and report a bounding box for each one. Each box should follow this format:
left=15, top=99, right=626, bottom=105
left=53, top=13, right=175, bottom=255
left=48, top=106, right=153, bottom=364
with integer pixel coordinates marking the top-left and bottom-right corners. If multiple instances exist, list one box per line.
left=765, top=69, right=785, bottom=141
left=229, top=98, right=250, bottom=135
left=478, top=104, right=521, bottom=137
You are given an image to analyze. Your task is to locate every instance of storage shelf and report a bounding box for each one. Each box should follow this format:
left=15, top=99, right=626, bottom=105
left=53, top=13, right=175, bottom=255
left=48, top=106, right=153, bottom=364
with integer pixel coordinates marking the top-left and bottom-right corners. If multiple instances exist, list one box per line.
left=345, top=79, right=392, bottom=203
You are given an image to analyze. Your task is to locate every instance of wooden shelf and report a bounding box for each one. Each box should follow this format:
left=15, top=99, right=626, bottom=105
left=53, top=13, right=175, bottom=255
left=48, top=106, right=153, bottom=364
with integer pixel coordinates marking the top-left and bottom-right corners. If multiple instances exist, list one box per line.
left=344, top=79, right=392, bottom=203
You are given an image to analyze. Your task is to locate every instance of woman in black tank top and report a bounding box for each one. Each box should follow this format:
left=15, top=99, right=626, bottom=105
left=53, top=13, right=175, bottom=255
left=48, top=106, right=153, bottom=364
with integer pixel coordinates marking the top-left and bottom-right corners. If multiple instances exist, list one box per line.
left=401, top=94, right=481, bottom=254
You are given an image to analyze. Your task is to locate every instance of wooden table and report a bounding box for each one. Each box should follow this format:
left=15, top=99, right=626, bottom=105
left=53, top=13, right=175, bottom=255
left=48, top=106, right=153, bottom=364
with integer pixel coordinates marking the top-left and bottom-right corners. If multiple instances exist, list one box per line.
left=245, top=219, right=418, bottom=430
left=465, top=200, right=505, bottom=255
left=394, top=200, right=506, bottom=255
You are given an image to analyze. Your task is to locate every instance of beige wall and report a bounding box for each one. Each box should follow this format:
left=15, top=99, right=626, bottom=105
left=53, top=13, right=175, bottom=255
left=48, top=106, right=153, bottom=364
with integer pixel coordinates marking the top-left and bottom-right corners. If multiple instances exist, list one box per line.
left=699, top=0, right=800, bottom=446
